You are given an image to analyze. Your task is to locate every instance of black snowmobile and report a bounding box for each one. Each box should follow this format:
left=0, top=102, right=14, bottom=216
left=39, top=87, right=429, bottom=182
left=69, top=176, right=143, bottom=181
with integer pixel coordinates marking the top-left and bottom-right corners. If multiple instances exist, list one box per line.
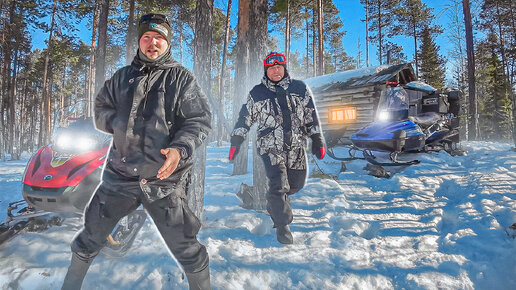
left=0, top=112, right=146, bottom=256
left=329, top=82, right=464, bottom=166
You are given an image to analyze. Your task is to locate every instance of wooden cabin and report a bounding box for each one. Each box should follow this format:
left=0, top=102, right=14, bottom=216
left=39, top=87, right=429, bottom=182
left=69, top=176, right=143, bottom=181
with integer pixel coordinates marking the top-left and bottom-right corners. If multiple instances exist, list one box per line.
left=304, top=63, right=419, bottom=146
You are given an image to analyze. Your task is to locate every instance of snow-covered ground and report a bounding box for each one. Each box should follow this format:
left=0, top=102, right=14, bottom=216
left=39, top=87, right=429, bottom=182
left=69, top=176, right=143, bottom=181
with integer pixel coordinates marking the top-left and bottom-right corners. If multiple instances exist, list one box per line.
left=0, top=141, right=515, bottom=289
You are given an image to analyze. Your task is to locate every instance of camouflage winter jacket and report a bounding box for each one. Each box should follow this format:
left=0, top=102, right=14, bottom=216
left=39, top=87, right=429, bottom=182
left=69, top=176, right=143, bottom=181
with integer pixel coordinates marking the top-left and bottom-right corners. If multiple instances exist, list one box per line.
left=231, top=75, right=322, bottom=169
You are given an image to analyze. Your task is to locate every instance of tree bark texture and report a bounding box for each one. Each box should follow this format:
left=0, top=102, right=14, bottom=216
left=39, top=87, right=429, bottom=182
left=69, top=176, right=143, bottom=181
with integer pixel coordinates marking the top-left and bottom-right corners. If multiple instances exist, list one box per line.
left=217, top=0, right=233, bottom=146
left=249, top=0, right=269, bottom=209
left=41, top=0, right=57, bottom=145
left=312, top=5, right=317, bottom=76
left=125, top=0, right=136, bottom=66
left=191, top=0, right=214, bottom=219
left=365, top=0, right=369, bottom=67
left=94, top=0, right=109, bottom=96
left=285, top=0, right=290, bottom=66
left=88, top=1, right=99, bottom=117
left=377, top=0, right=382, bottom=65
left=317, top=0, right=324, bottom=75
left=462, top=0, right=478, bottom=140
left=232, top=0, right=251, bottom=176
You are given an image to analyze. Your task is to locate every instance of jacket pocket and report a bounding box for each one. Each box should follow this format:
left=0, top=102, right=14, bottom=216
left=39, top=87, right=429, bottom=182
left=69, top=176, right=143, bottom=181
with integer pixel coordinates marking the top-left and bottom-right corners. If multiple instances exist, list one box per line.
left=258, top=127, right=274, bottom=138
left=257, top=127, right=278, bottom=150
left=182, top=203, right=201, bottom=238
left=165, top=193, right=184, bottom=227
left=163, top=193, right=201, bottom=238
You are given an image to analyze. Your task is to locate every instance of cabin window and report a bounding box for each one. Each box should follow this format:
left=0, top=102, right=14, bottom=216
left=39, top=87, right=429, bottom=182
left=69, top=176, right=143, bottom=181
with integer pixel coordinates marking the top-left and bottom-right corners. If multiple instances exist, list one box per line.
left=329, top=107, right=357, bottom=123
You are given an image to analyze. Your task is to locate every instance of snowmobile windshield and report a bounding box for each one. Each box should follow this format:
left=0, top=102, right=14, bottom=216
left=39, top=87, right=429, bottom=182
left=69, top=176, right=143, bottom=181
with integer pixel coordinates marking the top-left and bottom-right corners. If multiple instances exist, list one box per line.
left=375, top=86, right=409, bottom=122
left=53, top=117, right=111, bottom=153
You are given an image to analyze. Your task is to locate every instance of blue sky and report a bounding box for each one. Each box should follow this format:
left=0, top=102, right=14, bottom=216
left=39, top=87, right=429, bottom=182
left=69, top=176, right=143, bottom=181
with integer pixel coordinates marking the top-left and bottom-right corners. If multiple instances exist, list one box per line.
left=30, top=0, right=458, bottom=70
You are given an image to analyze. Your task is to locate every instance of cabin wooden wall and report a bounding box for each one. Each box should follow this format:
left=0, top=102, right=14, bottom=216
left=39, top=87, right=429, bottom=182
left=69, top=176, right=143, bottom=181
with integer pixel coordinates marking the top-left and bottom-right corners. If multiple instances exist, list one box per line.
left=313, top=84, right=386, bottom=145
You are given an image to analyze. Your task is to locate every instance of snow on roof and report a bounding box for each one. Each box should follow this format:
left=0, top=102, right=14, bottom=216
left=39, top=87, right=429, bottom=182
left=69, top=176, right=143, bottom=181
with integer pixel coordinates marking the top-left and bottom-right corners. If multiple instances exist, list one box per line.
left=406, top=81, right=436, bottom=93
left=304, top=65, right=389, bottom=90
left=304, top=63, right=415, bottom=94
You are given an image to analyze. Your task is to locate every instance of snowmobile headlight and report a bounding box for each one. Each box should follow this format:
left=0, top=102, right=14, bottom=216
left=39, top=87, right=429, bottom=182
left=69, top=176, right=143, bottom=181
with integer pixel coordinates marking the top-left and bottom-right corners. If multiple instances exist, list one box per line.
left=77, top=137, right=97, bottom=151
left=56, top=134, right=73, bottom=149
left=378, top=111, right=390, bottom=121
left=56, top=134, right=98, bottom=152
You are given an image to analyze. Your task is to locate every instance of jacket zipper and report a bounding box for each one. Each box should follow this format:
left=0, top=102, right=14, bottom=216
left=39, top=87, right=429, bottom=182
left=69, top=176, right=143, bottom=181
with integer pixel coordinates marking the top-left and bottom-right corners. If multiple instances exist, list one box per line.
left=142, top=68, right=152, bottom=113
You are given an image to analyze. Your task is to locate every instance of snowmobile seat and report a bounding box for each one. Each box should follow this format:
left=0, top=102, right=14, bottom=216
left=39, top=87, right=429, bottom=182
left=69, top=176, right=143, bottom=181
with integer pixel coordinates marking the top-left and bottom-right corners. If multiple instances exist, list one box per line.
left=408, top=112, right=441, bottom=128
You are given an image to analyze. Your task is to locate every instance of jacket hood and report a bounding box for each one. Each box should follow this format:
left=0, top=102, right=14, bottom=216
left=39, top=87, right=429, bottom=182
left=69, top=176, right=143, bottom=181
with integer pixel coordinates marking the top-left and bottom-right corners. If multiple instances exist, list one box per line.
left=262, top=73, right=291, bottom=92
left=131, top=49, right=179, bottom=71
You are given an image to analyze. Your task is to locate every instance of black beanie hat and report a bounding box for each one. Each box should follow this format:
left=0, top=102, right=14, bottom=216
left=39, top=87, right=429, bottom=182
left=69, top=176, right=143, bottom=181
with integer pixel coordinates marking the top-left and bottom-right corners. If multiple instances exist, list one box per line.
left=138, top=13, right=172, bottom=43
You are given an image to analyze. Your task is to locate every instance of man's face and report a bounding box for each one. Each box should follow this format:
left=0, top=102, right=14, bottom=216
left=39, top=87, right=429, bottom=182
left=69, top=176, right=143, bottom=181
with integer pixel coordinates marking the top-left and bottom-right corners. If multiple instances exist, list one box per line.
left=266, top=64, right=285, bottom=82
left=139, top=31, right=168, bottom=59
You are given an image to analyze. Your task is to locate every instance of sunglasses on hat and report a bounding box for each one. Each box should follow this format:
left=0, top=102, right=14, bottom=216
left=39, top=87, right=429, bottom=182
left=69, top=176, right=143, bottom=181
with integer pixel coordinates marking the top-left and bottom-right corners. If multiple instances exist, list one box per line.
left=264, top=53, right=287, bottom=66
left=139, top=13, right=170, bottom=26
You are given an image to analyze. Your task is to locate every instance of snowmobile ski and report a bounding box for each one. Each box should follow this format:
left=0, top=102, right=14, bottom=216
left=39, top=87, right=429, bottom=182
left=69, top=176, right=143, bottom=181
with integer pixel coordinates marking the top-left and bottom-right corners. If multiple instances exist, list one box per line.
left=101, top=210, right=147, bottom=257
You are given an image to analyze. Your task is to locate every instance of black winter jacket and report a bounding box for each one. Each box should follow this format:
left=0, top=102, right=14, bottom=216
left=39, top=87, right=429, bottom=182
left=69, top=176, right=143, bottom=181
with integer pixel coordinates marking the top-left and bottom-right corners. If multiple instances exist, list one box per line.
left=95, top=52, right=211, bottom=188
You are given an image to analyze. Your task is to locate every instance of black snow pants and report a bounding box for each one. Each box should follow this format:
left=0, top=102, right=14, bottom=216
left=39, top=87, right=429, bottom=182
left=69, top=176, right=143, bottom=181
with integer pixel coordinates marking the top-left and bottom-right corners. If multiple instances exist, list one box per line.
left=261, top=153, right=307, bottom=227
left=70, top=166, right=209, bottom=274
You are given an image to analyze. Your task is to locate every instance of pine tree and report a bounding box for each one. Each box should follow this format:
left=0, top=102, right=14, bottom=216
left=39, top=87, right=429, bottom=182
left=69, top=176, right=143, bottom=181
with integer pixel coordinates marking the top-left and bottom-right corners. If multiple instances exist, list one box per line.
left=322, top=0, right=353, bottom=73
left=418, top=26, right=445, bottom=89
left=392, top=0, right=433, bottom=76
left=384, top=41, right=406, bottom=64
left=477, top=34, right=512, bottom=141
left=367, top=0, right=399, bottom=65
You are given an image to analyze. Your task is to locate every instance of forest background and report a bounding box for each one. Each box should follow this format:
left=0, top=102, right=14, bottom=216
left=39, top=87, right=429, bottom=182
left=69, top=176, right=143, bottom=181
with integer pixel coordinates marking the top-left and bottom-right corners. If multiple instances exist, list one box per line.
left=0, top=0, right=515, bottom=160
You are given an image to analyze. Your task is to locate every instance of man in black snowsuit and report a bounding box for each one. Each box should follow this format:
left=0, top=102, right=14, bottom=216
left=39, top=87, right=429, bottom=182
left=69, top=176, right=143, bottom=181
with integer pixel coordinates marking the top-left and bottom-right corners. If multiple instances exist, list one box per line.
left=62, top=13, right=212, bottom=290
left=229, top=52, right=326, bottom=244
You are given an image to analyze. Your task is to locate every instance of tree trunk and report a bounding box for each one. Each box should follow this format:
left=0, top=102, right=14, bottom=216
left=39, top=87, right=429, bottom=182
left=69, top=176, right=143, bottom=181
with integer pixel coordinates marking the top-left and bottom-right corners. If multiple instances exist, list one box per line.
left=41, top=0, right=57, bottom=145
left=38, top=96, right=44, bottom=148
left=377, top=0, right=382, bottom=65
left=232, top=0, right=251, bottom=176
left=365, top=0, right=369, bottom=67
left=312, top=5, right=317, bottom=77
left=191, top=0, right=214, bottom=219
left=60, top=62, right=66, bottom=119
left=5, top=0, right=16, bottom=156
left=9, top=49, right=18, bottom=157
left=48, top=71, right=54, bottom=143
left=494, top=2, right=509, bottom=81
left=285, top=0, right=290, bottom=66
left=95, top=0, right=109, bottom=96
left=249, top=0, right=268, bottom=82
left=217, top=0, right=232, bottom=146
left=19, top=79, right=27, bottom=153
left=462, top=0, right=477, bottom=140
left=249, top=0, right=268, bottom=209
left=88, top=1, right=99, bottom=117
left=305, top=8, right=309, bottom=76
left=179, top=23, right=184, bottom=65
left=317, top=0, right=324, bottom=75
left=412, top=20, right=418, bottom=77
left=125, top=0, right=136, bottom=65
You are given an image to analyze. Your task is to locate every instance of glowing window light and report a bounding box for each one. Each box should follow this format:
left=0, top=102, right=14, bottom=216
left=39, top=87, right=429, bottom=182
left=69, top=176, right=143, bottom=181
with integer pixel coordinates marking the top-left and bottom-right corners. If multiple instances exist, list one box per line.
left=329, top=107, right=357, bottom=123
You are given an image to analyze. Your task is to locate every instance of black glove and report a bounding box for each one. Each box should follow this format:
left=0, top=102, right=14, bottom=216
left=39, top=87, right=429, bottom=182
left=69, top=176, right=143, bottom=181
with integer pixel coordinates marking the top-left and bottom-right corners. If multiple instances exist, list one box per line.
left=229, top=135, right=244, bottom=160
left=310, top=133, right=326, bottom=159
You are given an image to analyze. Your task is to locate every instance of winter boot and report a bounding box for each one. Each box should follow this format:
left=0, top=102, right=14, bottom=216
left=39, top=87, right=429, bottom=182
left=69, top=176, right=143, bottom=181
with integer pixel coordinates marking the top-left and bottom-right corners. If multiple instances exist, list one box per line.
left=186, top=264, right=212, bottom=290
left=276, top=225, right=293, bottom=244
left=61, top=251, right=95, bottom=290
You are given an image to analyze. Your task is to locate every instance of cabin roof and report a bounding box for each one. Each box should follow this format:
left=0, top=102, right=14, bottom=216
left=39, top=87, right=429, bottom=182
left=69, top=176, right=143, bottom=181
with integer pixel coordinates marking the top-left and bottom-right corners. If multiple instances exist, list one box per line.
left=304, top=63, right=417, bottom=94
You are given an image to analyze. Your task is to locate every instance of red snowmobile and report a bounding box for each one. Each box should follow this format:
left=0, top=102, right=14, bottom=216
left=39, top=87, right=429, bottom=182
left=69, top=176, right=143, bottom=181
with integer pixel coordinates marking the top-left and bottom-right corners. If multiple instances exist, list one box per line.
left=0, top=115, right=146, bottom=256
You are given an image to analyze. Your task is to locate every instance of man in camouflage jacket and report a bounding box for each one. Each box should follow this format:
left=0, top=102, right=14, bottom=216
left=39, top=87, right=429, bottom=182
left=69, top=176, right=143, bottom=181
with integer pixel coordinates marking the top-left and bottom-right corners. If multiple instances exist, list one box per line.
left=229, top=52, right=326, bottom=244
